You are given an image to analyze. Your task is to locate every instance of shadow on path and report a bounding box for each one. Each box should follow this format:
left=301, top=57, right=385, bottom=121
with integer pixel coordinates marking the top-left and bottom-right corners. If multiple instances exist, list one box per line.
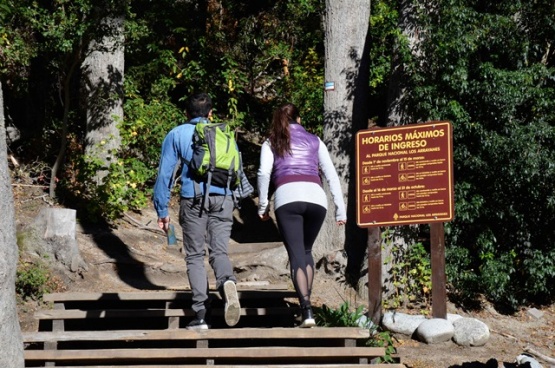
left=231, top=197, right=281, bottom=243
left=82, top=220, right=166, bottom=290
left=449, top=359, right=518, bottom=368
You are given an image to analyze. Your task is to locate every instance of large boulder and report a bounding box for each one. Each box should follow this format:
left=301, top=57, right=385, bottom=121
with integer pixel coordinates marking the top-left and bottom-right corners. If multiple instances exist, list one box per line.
left=382, top=311, right=427, bottom=336
left=452, top=317, right=490, bottom=346
left=415, top=318, right=455, bottom=344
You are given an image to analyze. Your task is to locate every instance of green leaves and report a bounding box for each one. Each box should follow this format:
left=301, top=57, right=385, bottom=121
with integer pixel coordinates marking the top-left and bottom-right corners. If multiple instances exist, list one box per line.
left=316, top=302, right=367, bottom=328
left=398, top=0, right=555, bottom=310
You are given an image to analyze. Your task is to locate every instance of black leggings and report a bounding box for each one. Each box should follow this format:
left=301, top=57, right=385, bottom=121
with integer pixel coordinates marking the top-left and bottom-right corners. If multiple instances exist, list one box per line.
left=275, top=202, right=327, bottom=308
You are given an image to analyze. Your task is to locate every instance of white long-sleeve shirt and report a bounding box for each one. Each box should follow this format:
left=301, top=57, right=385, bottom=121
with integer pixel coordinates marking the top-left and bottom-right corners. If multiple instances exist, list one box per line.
left=257, top=139, right=347, bottom=221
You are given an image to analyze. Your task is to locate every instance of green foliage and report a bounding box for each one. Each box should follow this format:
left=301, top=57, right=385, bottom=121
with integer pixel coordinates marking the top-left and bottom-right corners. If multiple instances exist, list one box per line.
left=3, top=0, right=327, bottom=225
left=395, top=0, right=555, bottom=310
left=382, top=230, right=432, bottom=311
left=316, top=302, right=398, bottom=363
left=288, top=47, right=324, bottom=134
left=366, top=327, right=398, bottom=364
left=61, top=96, right=183, bottom=221
left=316, top=302, right=367, bottom=328
left=79, top=155, right=152, bottom=221
left=16, top=261, right=54, bottom=301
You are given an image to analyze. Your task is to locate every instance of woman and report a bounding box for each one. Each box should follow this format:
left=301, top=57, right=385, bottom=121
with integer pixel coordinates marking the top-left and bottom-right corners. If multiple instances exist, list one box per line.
left=257, top=103, right=347, bottom=328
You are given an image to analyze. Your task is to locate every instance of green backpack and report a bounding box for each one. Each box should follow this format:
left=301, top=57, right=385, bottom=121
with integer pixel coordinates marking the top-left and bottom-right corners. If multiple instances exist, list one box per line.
left=188, top=119, right=241, bottom=204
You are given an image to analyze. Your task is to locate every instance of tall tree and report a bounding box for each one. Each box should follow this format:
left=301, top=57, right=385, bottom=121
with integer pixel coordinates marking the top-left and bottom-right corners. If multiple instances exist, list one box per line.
left=83, top=9, right=125, bottom=185
left=386, top=0, right=423, bottom=126
left=0, top=82, right=24, bottom=367
left=318, top=0, right=371, bottom=277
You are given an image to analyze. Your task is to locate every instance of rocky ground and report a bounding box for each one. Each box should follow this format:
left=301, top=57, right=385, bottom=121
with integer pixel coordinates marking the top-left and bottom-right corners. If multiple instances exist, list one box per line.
left=13, top=183, right=555, bottom=368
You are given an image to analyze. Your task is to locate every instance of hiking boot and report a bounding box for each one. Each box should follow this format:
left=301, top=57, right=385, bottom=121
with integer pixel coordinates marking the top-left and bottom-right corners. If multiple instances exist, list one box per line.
left=223, top=280, right=241, bottom=326
left=299, top=306, right=315, bottom=328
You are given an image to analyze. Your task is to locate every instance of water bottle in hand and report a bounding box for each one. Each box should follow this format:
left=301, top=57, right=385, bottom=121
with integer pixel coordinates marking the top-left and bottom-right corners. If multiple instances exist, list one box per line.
left=166, top=224, right=177, bottom=246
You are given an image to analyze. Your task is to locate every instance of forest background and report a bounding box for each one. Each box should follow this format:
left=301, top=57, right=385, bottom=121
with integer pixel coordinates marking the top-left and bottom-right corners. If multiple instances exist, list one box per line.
left=1, top=0, right=554, bottom=329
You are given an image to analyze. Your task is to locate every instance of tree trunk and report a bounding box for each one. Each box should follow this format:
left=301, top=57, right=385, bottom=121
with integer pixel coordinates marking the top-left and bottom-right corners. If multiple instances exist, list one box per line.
left=83, top=15, right=125, bottom=185
left=317, top=1, right=371, bottom=276
left=380, top=0, right=425, bottom=300
left=49, top=56, right=80, bottom=198
left=386, top=0, right=423, bottom=126
left=0, top=82, right=25, bottom=367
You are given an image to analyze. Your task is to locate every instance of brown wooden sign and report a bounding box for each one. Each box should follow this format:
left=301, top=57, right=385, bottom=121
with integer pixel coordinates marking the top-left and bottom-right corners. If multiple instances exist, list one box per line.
left=356, top=121, right=454, bottom=227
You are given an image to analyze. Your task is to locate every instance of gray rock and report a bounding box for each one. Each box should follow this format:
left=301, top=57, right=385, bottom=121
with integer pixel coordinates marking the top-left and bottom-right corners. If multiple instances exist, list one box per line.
left=415, top=318, right=455, bottom=344
left=527, top=308, right=545, bottom=320
left=382, top=311, right=427, bottom=335
left=447, top=313, right=463, bottom=323
left=452, top=317, right=490, bottom=346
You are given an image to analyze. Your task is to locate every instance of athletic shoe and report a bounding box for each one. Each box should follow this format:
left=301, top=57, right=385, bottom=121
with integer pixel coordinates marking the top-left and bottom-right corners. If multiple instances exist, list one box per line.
left=186, top=317, right=208, bottom=330
left=223, top=280, right=241, bottom=326
left=299, top=306, right=316, bottom=328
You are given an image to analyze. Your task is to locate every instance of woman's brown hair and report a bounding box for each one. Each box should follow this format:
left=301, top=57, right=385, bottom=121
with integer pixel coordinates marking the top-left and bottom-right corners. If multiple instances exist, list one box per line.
left=268, top=103, right=300, bottom=157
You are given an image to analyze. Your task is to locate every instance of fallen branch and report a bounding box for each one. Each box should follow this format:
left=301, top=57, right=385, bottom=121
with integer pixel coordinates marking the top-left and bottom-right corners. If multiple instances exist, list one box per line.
left=490, top=328, right=519, bottom=342
left=123, top=213, right=182, bottom=244
left=11, top=183, right=47, bottom=188
left=9, top=154, right=20, bottom=168
left=524, top=346, right=555, bottom=365
left=123, top=213, right=164, bottom=235
left=18, top=194, right=53, bottom=205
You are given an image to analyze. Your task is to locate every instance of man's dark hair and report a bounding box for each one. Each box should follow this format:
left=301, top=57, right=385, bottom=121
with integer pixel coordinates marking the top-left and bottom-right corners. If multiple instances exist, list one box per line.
left=186, top=93, right=213, bottom=118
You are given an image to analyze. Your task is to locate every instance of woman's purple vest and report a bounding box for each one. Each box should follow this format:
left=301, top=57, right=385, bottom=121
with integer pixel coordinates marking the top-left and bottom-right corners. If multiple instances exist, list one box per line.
left=272, top=123, right=322, bottom=188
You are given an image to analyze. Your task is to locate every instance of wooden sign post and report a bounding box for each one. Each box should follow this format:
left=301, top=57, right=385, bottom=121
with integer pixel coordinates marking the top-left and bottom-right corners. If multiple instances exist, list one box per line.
left=356, top=121, right=454, bottom=321
left=367, top=227, right=382, bottom=325
left=430, top=222, right=447, bottom=318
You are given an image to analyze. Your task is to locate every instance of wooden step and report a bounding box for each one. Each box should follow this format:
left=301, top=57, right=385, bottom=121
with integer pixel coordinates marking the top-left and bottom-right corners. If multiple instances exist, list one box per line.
left=36, top=290, right=301, bottom=331
left=24, top=346, right=386, bottom=362
left=25, top=364, right=405, bottom=368
left=30, top=363, right=407, bottom=368
left=42, top=289, right=296, bottom=303
left=23, top=327, right=371, bottom=343
left=34, top=307, right=294, bottom=320
left=26, top=291, right=405, bottom=367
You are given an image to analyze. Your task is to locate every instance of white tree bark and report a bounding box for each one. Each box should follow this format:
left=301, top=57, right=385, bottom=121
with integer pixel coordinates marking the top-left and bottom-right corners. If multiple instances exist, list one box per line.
left=83, top=15, right=125, bottom=185
left=316, top=1, right=371, bottom=264
left=0, top=82, right=25, bottom=367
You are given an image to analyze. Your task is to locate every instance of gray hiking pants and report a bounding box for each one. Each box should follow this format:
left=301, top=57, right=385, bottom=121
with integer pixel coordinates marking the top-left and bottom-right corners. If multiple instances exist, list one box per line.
left=179, top=195, right=236, bottom=313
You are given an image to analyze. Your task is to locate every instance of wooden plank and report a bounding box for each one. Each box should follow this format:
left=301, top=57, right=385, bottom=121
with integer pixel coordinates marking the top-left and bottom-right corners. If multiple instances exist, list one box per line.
left=24, top=346, right=386, bottom=360
left=43, top=290, right=296, bottom=303
left=28, top=365, right=406, bottom=368
left=36, top=365, right=406, bottom=368
left=44, top=302, right=64, bottom=350
left=23, top=327, right=370, bottom=343
left=34, top=307, right=294, bottom=320
left=166, top=301, right=179, bottom=329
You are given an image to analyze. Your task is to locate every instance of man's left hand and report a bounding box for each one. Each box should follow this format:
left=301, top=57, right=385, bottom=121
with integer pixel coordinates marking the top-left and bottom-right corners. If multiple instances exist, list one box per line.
left=158, top=216, right=170, bottom=232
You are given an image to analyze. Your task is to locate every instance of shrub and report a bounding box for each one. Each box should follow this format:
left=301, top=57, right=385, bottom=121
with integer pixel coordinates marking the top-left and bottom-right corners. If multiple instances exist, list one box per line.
left=16, top=261, right=55, bottom=301
left=315, top=302, right=398, bottom=363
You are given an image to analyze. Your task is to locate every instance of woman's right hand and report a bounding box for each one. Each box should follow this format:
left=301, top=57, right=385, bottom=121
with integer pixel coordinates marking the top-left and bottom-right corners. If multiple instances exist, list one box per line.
left=259, top=213, right=270, bottom=221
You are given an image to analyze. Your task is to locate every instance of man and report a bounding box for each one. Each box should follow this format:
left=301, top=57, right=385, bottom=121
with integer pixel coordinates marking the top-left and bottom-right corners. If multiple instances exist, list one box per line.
left=153, top=93, right=241, bottom=330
